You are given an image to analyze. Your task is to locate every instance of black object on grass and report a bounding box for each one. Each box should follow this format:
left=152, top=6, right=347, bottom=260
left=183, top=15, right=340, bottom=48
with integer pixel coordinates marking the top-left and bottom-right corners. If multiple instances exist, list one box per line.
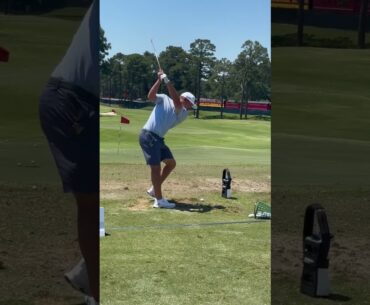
left=300, top=203, right=333, bottom=297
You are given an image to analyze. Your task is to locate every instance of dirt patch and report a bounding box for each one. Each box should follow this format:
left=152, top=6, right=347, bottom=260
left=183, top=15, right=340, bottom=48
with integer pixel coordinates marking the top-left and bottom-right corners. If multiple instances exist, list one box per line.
left=100, top=177, right=270, bottom=200
left=182, top=178, right=269, bottom=193
left=127, top=198, right=152, bottom=211
left=226, top=178, right=270, bottom=193
left=272, top=234, right=370, bottom=280
left=100, top=181, right=136, bottom=200
left=0, top=184, right=82, bottom=303
left=120, top=197, right=238, bottom=214
left=100, top=180, right=149, bottom=197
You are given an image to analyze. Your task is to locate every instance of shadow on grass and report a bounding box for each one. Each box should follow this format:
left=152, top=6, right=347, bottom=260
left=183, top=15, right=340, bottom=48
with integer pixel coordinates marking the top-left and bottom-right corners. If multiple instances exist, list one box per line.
left=253, top=115, right=271, bottom=121
left=171, top=201, right=226, bottom=213
left=199, top=114, right=271, bottom=121
left=0, top=301, right=33, bottom=305
left=224, top=196, right=238, bottom=200
left=327, top=294, right=352, bottom=302
left=199, top=114, right=240, bottom=120
left=272, top=33, right=356, bottom=48
left=0, top=301, right=86, bottom=305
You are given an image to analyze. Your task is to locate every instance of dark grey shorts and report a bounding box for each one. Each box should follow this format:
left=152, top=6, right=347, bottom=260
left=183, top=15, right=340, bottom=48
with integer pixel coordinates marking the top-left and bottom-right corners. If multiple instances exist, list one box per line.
left=139, top=130, right=174, bottom=166
left=39, top=78, right=99, bottom=193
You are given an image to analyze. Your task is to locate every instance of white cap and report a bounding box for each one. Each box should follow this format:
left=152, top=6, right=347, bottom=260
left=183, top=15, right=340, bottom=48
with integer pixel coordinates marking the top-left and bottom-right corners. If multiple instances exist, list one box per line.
left=180, top=92, right=196, bottom=105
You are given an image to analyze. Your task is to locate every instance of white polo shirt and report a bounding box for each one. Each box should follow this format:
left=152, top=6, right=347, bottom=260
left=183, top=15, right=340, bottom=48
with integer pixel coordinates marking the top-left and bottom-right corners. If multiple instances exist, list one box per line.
left=51, top=0, right=99, bottom=97
left=143, top=94, right=188, bottom=138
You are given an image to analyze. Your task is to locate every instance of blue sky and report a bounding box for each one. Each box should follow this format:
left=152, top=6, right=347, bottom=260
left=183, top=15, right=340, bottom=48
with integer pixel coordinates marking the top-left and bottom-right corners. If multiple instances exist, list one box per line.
left=101, top=0, right=270, bottom=61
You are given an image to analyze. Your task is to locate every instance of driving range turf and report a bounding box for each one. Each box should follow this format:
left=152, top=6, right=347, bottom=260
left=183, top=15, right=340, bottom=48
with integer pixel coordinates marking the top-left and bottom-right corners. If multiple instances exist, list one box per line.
left=100, top=106, right=271, bottom=305
left=272, top=25, right=370, bottom=304
left=1, top=11, right=88, bottom=305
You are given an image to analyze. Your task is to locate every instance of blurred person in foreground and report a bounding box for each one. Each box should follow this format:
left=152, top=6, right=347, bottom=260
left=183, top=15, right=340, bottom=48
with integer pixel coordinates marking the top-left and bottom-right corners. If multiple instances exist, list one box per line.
left=39, top=0, right=99, bottom=304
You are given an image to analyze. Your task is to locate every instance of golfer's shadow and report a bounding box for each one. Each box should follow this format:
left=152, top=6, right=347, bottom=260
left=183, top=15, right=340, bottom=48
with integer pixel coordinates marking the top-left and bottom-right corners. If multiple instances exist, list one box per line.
left=171, top=201, right=226, bottom=213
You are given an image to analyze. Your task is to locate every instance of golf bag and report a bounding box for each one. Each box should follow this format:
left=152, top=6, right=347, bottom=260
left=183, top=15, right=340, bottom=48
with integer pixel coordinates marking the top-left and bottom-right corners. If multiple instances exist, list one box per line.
left=300, top=203, right=333, bottom=297
left=222, top=168, right=232, bottom=198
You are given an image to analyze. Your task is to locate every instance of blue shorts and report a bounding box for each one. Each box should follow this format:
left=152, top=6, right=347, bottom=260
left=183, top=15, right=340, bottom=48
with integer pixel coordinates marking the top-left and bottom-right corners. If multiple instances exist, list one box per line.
left=139, top=129, right=174, bottom=166
left=39, top=78, right=99, bottom=193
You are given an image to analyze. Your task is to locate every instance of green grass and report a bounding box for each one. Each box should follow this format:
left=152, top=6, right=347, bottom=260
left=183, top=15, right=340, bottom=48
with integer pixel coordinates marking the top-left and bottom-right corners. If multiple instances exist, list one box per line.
left=0, top=14, right=81, bottom=127
left=101, top=224, right=270, bottom=305
left=100, top=106, right=271, bottom=305
left=273, top=23, right=370, bottom=40
left=272, top=23, right=370, bottom=48
left=272, top=46, right=370, bottom=187
left=0, top=13, right=83, bottom=185
left=100, top=106, right=270, bottom=166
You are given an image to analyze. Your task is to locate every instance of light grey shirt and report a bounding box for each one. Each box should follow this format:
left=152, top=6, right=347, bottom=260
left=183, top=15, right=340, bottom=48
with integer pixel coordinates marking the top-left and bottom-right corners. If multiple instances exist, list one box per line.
left=143, top=94, right=188, bottom=138
left=51, top=0, right=99, bottom=97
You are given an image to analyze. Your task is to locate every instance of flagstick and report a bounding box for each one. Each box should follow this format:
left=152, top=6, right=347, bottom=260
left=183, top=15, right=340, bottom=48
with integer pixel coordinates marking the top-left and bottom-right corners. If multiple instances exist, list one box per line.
left=117, top=115, right=129, bottom=154
left=117, top=124, right=122, bottom=154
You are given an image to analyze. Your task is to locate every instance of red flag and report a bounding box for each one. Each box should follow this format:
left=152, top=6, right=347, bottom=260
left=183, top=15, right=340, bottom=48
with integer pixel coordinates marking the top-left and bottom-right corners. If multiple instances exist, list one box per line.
left=120, top=116, right=130, bottom=124
left=0, top=47, right=9, bottom=62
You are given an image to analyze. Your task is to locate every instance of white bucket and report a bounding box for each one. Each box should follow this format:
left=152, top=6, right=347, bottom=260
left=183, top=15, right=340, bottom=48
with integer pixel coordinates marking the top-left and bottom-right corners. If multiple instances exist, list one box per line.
left=100, top=207, right=105, bottom=237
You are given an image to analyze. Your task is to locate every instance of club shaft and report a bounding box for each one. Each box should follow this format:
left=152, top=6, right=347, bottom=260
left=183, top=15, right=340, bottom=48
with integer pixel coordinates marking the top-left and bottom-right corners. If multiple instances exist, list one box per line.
left=155, top=56, right=162, bottom=70
left=150, top=39, right=162, bottom=70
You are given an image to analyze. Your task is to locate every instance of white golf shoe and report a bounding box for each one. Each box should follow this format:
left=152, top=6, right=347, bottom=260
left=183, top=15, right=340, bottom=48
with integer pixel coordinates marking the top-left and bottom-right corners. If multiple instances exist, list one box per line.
left=146, top=186, right=155, bottom=198
left=85, top=295, right=99, bottom=305
left=64, top=258, right=91, bottom=295
left=153, top=198, right=176, bottom=209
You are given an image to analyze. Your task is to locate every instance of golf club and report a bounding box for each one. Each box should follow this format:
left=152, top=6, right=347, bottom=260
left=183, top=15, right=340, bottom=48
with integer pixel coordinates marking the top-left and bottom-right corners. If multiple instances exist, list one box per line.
left=150, top=39, right=162, bottom=70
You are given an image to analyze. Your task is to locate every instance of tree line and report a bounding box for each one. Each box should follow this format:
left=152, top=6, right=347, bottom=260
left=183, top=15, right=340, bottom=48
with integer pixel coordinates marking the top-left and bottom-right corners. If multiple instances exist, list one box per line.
left=100, top=28, right=271, bottom=119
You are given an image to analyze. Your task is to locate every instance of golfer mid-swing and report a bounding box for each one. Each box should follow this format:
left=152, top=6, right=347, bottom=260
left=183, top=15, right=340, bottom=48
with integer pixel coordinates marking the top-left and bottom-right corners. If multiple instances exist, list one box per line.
left=140, top=70, right=196, bottom=208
